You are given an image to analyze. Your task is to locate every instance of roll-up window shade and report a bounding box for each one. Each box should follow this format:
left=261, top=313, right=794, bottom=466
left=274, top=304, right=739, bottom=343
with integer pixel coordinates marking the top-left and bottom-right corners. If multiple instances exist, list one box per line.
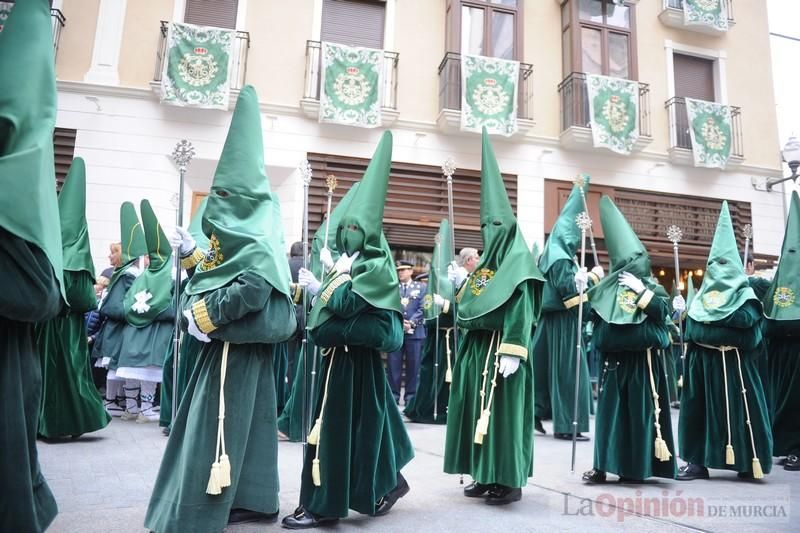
left=184, top=0, right=238, bottom=29
left=673, top=53, right=715, bottom=101
left=321, top=0, right=386, bottom=49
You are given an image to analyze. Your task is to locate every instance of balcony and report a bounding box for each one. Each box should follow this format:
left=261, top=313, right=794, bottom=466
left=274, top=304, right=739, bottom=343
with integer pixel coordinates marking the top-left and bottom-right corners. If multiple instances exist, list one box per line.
left=557, top=72, right=652, bottom=153
left=151, top=21, right=250, bottom=106
left=665, top=96, right=744, bottom=167
left=301, top=40, right=399, bottom=125
left=436, top=52, right=534, bottom=137
left=659, top=0, right=735, bottom=35
left=51, top=8, right=65, bottom=61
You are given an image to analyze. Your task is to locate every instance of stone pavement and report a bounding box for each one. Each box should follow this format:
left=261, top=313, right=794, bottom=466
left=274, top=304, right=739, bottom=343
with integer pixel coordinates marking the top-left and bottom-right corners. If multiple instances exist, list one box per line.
left=39, top=409, right=798, bottom=532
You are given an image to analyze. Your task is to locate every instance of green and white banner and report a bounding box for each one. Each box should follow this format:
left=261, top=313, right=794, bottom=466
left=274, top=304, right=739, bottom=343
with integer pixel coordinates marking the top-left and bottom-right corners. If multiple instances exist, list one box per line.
left=160, top=22, right=235, bottom=110
left=319, top=42, right=383, bottom=128
left=683, top=0, right=729, bottom=32
left=460, top=54, right=519, bottom=137
left=685, top=97, right=733, bottom=169
left=586, top=74, right=639, bottom=155
left=0, top=2, right=14, bottom=33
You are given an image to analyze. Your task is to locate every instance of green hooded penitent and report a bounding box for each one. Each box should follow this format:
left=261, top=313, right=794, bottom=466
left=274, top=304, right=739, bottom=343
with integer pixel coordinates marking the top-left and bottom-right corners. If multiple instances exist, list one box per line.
left=589, top=195, right=653, bottom=324
left=688, top=201, right=757, bottom=323
left=59, top=157, right=95, bottom=277
left=423, top=218, right=455, bottom=320
left=124, top=200, right=174, bottom=327
left=310, top=182, right=360, bottom=279
left=764, top=191, right=800, bottom=321
left=538, top=177, right=589, bottom=274
left=188, top=197, right=210, bottom=250
left=0, top=0, right=64, bottom=300
left=185, top=85, right=291, bottom=297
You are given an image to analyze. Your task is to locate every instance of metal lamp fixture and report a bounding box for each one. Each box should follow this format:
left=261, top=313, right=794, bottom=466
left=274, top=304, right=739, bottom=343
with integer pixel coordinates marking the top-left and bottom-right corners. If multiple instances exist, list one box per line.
left=765, top=136, right=800, bottom=191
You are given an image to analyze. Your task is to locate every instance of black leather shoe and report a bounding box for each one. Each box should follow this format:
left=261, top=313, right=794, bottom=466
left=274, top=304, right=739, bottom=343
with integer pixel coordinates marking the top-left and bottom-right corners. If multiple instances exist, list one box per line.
left=373, top=473, right=410, bottom=516
left=582, top=469, right=606, bottom=484
left=463, top=481, right=494, bottom=497
left=676, top=464, right=709, bottom=481
left=228, top=508, right=278, bottom=525
left=281, top=507, right=338, bottom=529
left=618, top=476, right=644, bottom=484
left=534, top=416, right=546, bottom=435
left=553, top=432, right=590, bottom=441
left=485, top=485, right=522, bottom=506
left=785, top=454, right=800, bottom=471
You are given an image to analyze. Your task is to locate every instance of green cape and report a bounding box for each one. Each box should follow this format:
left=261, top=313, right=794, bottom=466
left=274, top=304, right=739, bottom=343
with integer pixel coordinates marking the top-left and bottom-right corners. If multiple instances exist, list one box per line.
left=763, top=191, right=800, bottom=320
left=58, top=157, right=94, bottom=277
left=185, top=85, right=291, bottom=297
left=124, top=200, right=174, bottom=327
left=0, top=0, right=65, bottom=300
left=589, top=195, right=653, bottom=324
left=187, top=197, right=210, bottom=250
left=538, top=177, right=589, bottom=274
left=458, top=129, right=544, bottom=321
left=688, top=201, right=757, bottom=322
left=110, top=202, right=148, bottom=289
left=310, top=182, right=360, bottom=279
left=423, top=219, right=455, bottom=320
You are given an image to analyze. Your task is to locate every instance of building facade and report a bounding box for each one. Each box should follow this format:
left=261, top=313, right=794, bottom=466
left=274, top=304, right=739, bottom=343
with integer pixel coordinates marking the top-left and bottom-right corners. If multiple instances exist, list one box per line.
left=48, top=0, right=786, bottom=283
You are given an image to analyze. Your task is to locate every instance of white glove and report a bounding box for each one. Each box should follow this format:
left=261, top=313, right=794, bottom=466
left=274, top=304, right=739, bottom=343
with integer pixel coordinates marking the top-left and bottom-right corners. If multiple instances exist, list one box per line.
left=433, top=294, right=446, bottom=307
left=672, top=295, right=686, bottom=313
left=319, top=247, right=334, bottom=270
left=183, top=309, right=211, bottom=343
left=298, top=267, right=321, bottom=296
left=590, top=265, right=605, bottom=280
left=498, top=356, right=520, bottom=378
left=333, top=251, right=359, bottom=275
left=170, top=226, right=195, bottom=256
left=574, top=267, right=589, bottom=294
left=447, top=261, right=467, bottom=287
left=619, top=271, right=646, bottom=294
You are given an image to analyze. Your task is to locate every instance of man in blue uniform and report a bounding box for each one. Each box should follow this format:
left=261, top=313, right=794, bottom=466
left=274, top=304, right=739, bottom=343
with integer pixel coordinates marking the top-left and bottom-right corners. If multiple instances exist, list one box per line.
left=387, top=260, right=427, bottom=405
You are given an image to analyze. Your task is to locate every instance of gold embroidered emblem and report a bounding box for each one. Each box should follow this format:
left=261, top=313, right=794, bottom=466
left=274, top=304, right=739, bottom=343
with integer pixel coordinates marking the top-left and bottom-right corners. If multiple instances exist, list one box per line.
left=617, top=289, right=638, bottom=314
left=199, top=233, right=224, bottom=271
left=422, top=293, right=433, bottom=310
left=702, top=290, right=726, bottom=310
left=469, top=268, right=495, bottom=296
left=401, top=297, right=410, bottom=307
left=774, top=287, right=795, bottom=308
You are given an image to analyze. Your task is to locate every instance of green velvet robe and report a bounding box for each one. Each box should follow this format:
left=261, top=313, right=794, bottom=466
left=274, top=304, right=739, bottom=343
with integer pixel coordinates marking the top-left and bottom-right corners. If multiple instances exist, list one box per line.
left=532, top=259, right=592, bottom=433
left=749, top=276, right=772, bottom=403
left=679, top=301, right=773, bottom=474
left=404, top=304, right=455, bottom=424
left=37, top=270, right=110, bottom=438
left=145, top=272, right=293, bottom=533
left=765, top=318, right=800, bottom=457
left=159, top=333, right=202, bottom=429
left=0, top=230, right=61, bottom=532
left=277, top=339, right=322, bottom=442
left=91, top=271, right=134, bottom=367
left=274, top=341, right=290, bottom=414
left=444, top=282, right=536, bottom=488
left=591, top=283, right=677, bottom=480
left=117, top=296, right=175, bottom=373
left=299, top=281, right=414, bottom=518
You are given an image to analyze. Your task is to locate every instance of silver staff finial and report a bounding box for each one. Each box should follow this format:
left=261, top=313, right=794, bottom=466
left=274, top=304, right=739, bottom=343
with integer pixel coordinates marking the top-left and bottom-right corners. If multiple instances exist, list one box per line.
left=298, top=159, right=313, bottom=186
left=576, top=211, right=592, bottom=231
left=574, top=173, right=588, bottom=189
left=171, top=139, right=195, bottom=173
left=666, top=224, right=683, bottom=244
left=442, top=157, right=456, bottom=179
left=743, top=223, right=753, bottom=240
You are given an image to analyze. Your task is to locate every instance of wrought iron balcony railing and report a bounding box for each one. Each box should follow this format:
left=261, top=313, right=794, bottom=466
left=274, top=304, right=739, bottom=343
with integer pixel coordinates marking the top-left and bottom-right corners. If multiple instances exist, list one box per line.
left=153, top=21, right=250, bottom=90
left=51, top=8, right=65, bottom=61
left=664, top=0, right=735, bottom=24
left=437, top=52, right=533, bottom=120
left=302, top=40, right=399, bottom=110
left=558, top=72, right=651, bottom=137
left=665, top=96, right=743, bottom=158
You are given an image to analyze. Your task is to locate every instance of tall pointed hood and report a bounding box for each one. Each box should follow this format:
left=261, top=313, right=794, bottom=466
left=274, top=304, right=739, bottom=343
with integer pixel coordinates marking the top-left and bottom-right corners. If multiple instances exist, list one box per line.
left=187, top=197, right=210, bottom=250
left=0, top=0, right=64, bottom=300
left=458, top=128, right=544, bottom=321
left=588, top=196, right=653, bottom=324
left=423, top=218, right=455, bottom=320
left=689, top=201, right=757, bottom=322
left=539, top=177, right=590, bottom=274
left=124, top=200, right=174, bottom=327
left=185, top=85, right=291, bottom=296
left=310, top=181, right=360, bottom=279
left=764, top=191, right=800, bottom=320
left=58, top=157, right=94, bottom=277
left=119, top=202, right=147, bottom=266
left=686, top=271, right=697, bottom=310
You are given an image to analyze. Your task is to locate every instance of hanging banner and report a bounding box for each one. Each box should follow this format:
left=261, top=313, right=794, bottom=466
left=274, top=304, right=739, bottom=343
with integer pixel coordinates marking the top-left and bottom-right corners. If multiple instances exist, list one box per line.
left=683, top=0, right=729, bottom=32
left=586, top=74, right=640, bottom=155
left=460, top=54, right=519, bottom=137
left=0, top=2, right=15, bottom=33
left=319, top=42, right=383, bottom=128
left=160, top=22, right=235, bottom=110
left=685, top=97, right=733, bottom=170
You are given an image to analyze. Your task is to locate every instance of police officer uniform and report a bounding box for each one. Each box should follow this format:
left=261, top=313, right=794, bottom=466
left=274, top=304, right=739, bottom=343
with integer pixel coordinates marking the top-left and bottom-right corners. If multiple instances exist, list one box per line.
left=387, top=261, right=427, bottom=405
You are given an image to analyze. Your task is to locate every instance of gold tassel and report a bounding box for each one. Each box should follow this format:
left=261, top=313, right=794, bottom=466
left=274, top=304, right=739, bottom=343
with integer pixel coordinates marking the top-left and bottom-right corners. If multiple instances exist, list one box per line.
left=312, top=458, right=321, bottom=486
left=307, top=418, right=321, bottom=446
left=726, top=444, right=735, bottom=465
left=445, top=368, right=452, bottom=383
left=206, top=462, right=222, bottom=495
left=752, top=457, right=764, bottom=479
left=474, top=410, right=490, bottom=445
left=654, top=438, right=672, bottom=462
left=218, top=454, right=231, bottom=488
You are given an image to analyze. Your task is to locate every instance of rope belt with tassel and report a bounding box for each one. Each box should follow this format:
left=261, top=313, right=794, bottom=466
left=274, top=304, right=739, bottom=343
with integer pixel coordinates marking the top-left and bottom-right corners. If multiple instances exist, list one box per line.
left=307, top=346, right=341, bottom=487
left=474, top=332, right=500, bottom=445
left=645, top=348, right=672, bottom=462
left=694, top=342, right=764, bottom=479
left=444, top=327, right=454, bottom=383
left=206, top=341, right=232, bottom=495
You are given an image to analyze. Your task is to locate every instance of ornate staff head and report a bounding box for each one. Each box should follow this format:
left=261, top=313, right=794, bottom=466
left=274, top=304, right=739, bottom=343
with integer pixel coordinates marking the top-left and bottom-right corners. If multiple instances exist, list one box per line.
left=298, top=159, right=312, bottom=187
left=666, top=224, right=683, bottom=245
left=576, top=211, right=592, bottom=233
left=442, top=157, right=456, bottom=183
left=325, top=174, right=338, bottom=196
left=171, top=139, right=195, bottom=174
left=574, top=173, right=589, bottom=193
left=743, top=223, right=753, bottom=240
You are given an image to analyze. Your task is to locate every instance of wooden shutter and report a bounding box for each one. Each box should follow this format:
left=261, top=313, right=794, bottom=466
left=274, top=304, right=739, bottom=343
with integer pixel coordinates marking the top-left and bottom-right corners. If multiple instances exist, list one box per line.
left=673, top=53, right=715, bottom=100
left=306, top=153, right=517, bottom=252
left=54, top=127, right=76, bottom=191
left=184, top=0, right=238, bottom=29
left=321, top=0, right=386, bottom=48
